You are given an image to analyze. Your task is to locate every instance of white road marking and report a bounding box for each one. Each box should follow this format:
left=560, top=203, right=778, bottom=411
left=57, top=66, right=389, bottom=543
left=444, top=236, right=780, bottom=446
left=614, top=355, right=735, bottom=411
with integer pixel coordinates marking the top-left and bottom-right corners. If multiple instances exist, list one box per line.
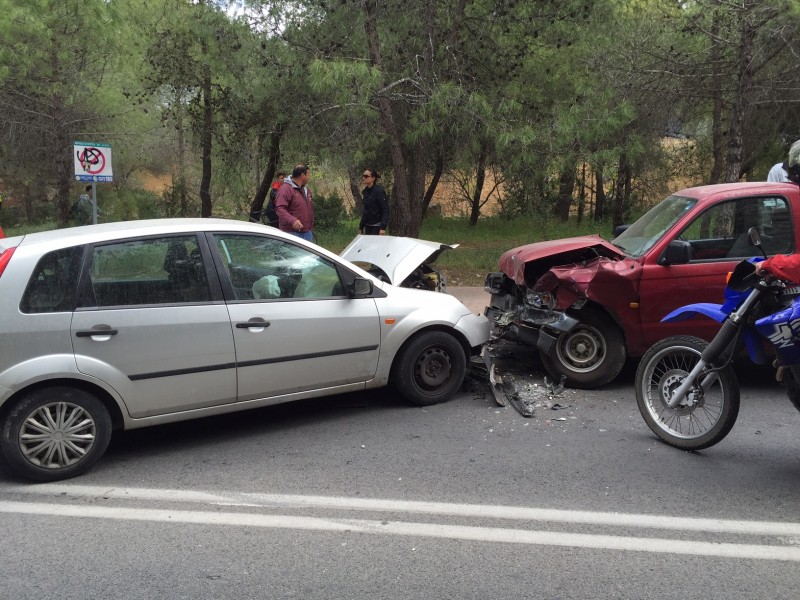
left=0, top=500, right=798, bottom=562
left=5, top=483, right=800, bottom=537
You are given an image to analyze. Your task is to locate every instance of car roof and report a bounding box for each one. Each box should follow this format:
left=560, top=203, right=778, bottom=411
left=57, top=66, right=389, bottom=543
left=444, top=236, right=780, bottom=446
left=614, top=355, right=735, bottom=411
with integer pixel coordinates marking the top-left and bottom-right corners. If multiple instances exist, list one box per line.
left=10, top=219, right=308, bottom=251
left=676, top=182, right=799, bottom=202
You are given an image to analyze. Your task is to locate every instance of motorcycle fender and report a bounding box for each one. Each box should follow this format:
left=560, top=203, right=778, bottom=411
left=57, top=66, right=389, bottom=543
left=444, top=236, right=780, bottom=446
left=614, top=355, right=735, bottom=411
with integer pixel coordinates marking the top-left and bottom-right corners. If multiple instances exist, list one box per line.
left=661, top=302, right=727, bottom=324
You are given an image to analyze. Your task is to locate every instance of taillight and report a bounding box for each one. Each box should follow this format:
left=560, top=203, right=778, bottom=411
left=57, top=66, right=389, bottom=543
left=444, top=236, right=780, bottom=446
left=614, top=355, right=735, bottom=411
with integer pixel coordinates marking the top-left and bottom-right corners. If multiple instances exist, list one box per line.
left=0, top=247, right=16, bottom=276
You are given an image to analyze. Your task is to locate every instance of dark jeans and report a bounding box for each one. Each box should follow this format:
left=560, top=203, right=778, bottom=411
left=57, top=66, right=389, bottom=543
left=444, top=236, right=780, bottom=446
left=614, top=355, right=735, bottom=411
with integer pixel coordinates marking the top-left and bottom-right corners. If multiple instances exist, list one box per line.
left=363, top=225, right=383, bottom=235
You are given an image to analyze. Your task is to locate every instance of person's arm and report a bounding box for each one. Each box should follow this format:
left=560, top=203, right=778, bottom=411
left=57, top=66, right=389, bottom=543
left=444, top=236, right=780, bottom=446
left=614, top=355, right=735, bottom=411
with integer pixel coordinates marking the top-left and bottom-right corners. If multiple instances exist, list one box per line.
left=760, top=254, right=800, bottom=281
left=378, top=188, right=389, bottom=234
left=307, top=189, right=314, bottom=232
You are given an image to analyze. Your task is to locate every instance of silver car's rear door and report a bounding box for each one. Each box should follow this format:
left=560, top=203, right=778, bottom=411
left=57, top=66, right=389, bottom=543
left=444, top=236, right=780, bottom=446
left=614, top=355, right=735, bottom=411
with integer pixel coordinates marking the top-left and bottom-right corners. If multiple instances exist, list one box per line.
left=210, top=233, right=381, bottom=403
left=72, top=235, right=237, bottom=418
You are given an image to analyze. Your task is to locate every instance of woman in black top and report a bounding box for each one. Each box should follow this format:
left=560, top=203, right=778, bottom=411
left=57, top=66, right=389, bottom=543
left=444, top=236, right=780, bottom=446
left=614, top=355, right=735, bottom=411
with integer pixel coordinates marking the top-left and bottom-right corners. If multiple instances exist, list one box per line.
left=359, top=168, right=390, bottom=235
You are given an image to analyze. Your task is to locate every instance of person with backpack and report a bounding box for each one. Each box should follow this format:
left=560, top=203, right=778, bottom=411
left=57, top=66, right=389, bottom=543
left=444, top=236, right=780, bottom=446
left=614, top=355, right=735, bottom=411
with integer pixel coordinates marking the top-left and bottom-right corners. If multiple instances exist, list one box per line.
left=264, top=171, right=286, bottom=227
left=69, top=185, right=94, bottom=225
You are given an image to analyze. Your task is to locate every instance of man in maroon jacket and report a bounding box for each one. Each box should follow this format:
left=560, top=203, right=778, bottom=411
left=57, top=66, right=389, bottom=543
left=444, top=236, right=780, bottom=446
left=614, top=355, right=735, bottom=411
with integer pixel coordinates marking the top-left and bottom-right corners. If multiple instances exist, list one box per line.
left=275, top=164, right=315, bottom=241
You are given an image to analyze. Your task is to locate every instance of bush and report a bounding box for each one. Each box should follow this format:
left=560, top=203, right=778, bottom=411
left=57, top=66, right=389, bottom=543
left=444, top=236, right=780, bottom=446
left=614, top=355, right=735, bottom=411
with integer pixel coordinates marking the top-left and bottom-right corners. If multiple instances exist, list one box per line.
left=313, top=191, right=345, bottom=232
left=105, top=188, right=162, bottom=221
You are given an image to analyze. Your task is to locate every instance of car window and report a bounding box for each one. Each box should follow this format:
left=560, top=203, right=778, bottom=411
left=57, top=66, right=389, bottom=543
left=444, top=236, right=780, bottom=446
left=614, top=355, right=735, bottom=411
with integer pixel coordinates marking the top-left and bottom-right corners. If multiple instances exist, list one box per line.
left=613, top=195, right=697, bottom=257
left=677, top=196, right=793, bottom=260
left=213, top=234, right=344, bottom=300
left=81, top=235, right=211, bottom=307
left=20, top=246, right=84, bottom=313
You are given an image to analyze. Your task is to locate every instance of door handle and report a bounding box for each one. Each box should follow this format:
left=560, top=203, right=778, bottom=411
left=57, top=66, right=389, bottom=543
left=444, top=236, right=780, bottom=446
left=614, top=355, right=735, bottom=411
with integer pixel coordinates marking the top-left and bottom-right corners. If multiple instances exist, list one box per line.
left=76, top=328, right=118, bottom=337
left=236, top=321, right=270, bottom=329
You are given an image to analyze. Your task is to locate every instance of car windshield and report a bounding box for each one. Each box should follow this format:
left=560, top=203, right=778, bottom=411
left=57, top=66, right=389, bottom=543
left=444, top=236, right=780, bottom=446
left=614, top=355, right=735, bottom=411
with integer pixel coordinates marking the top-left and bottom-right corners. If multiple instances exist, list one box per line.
left=612, top=195, right=698, bottom=257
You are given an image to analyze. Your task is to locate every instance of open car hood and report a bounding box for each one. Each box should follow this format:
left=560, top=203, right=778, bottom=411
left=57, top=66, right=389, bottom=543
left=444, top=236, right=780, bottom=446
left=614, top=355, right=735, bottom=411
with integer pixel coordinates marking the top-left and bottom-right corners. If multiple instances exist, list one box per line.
left=340, top=235, right=458, bottom=286
left=498, top=235, right=624, bottom=285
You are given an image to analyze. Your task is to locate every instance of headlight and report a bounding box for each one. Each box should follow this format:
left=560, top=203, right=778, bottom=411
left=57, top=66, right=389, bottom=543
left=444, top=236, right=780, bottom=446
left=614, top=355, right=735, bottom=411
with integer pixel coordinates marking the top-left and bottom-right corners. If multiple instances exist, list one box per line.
left=484, top=272, right=505, bottom=293
left=525, top=288, right=554, bottom=308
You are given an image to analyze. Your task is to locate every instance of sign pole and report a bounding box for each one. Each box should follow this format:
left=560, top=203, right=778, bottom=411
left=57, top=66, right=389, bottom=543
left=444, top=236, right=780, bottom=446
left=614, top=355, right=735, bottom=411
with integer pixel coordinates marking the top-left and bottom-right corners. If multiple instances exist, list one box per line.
left=91, top=183, right=97, bottom=225
left=73, top=142, right=113, bottom=226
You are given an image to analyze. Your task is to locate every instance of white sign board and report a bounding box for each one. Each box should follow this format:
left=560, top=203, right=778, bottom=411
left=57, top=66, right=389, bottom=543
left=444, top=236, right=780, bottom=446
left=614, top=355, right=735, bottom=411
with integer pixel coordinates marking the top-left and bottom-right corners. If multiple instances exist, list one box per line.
left=74, top=142, right=113, bottom=182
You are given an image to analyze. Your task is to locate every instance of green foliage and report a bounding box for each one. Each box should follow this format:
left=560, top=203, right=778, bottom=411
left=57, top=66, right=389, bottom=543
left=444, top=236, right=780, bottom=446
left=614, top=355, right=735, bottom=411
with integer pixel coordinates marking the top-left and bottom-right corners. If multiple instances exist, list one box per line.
left=313, top=191, right=345, bottom=232
left=106, top=188, right=163, bottom=221
left=2, top=0, right=800, bottom=234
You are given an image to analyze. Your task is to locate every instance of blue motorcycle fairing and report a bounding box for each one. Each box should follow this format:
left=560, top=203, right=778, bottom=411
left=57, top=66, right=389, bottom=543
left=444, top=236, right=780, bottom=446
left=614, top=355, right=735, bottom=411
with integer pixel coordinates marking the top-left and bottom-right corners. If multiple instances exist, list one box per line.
left=661, top=303, right=728, bottom=324
left=755, top=298, right=800, bottom=365
left=661, top=302, right=768, bottom=364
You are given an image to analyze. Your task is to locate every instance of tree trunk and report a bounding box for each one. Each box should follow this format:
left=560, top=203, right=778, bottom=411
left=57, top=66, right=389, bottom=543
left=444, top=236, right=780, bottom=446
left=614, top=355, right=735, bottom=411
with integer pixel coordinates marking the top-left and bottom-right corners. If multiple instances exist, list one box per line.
left=612, top=154, right=631, bottom=229
left=347, top=166, right=363, bottom=216
left=594, top=168, right=605, bottom=222
left=364, top=2, right=415, bottom=236
left=553, top=160, right=576, bottom=222
left=248, top=124, right=285, bottom=222
left=469, top=146, right=487, bottom=226
left=199, top=65, right=213, bottom=218
left=725, top=14, right=755, bottom=183
left=709, top=11, right=726, bottom=185
left=577, top=163, right=586, bottom=224
left=422, top=153, right=444, bottom=219
left=175, top=91, right=188, bottom=215
left=50, top=46, right=71, bottom=225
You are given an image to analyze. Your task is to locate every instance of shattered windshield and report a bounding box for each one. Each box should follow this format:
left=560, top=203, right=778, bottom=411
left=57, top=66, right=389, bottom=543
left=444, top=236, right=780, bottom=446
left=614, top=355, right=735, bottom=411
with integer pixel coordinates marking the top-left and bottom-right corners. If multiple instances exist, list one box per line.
left=612, top=195, right=698, bottom=258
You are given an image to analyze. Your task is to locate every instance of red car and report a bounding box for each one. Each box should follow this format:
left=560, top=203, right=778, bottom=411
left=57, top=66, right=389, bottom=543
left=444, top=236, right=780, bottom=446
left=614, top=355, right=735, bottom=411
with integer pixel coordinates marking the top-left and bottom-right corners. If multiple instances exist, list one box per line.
left=485, top=182, right=799, bottom=388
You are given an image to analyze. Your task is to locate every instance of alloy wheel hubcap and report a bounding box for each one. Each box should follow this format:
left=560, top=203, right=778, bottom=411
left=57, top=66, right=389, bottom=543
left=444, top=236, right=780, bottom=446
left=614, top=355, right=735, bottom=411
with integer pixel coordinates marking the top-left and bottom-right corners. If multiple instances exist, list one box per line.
left=19, top=402, right=96, bottom=469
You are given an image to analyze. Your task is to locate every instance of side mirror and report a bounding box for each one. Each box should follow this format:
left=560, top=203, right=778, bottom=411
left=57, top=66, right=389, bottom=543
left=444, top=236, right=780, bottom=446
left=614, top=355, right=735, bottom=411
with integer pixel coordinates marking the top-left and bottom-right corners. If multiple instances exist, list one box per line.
left=658, top=239, right=693, bottom=265
left=349, top=277, right=374, bottom=298
left=613, top=224, right=629, bottom=237
left=747, top=226, right=768, bottom=259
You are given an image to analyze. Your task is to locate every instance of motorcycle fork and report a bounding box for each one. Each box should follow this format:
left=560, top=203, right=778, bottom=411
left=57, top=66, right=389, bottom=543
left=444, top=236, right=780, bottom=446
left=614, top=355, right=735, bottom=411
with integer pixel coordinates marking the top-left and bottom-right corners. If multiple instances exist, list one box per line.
left=667, top=290, right=761, bottom=409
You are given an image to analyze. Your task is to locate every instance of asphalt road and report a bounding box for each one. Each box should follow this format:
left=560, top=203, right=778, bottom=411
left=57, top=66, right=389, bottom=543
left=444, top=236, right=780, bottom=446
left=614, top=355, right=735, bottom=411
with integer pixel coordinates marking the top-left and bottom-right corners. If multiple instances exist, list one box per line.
left=1, top=343, right=798, bottom=599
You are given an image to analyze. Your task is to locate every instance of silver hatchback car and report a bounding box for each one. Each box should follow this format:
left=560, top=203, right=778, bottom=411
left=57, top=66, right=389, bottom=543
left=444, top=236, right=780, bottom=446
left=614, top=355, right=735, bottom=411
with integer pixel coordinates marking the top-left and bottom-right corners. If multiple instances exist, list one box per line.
left=0, top=220, right=489, bottom=481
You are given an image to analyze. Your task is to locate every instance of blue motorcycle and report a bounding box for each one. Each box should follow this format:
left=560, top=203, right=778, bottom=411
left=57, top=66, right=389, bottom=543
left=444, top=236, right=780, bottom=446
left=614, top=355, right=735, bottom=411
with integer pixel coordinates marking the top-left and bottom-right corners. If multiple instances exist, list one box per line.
left=635, top=228, right=800, bottom=450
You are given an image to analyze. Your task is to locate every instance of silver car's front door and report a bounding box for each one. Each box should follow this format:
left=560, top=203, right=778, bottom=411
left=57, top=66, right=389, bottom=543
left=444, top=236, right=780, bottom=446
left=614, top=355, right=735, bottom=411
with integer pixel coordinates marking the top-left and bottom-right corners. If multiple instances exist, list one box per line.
left=211, top=233, right=381, bottom=402
left=72, top=235, right=237, bottom=418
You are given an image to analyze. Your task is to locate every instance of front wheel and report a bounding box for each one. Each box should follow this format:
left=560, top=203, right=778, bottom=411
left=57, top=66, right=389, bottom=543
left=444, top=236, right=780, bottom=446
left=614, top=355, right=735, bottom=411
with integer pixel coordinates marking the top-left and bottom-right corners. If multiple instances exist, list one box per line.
left=393, top=331, right=467, bottom=406
left=635, top=336, right=739, bottom=450
left=1, top=386, right=112, bottom=482
left=539, top=308, right=626, bottom=389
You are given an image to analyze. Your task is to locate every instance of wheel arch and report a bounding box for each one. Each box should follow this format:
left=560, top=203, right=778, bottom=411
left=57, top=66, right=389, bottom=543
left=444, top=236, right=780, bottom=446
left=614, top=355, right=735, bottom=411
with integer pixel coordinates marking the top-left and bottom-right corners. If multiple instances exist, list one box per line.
left=569, top=300, right=628, bottom=346
left=390, top=325, right=472, bottom=377
left=0, top=378, right=125, bottom=431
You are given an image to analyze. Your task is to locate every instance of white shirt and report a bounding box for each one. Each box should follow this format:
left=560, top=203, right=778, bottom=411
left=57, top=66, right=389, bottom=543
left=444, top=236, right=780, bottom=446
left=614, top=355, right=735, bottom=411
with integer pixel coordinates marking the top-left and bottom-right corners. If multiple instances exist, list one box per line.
left=767, top=162, right=789, bottom=182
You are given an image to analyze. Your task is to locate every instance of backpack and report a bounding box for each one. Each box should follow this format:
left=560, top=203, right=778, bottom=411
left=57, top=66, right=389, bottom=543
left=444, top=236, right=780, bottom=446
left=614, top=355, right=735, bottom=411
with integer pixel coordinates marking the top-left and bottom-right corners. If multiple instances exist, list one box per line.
left=69, top=195, right=91, bottom=223
left=264, top=188, right=279, bottom=227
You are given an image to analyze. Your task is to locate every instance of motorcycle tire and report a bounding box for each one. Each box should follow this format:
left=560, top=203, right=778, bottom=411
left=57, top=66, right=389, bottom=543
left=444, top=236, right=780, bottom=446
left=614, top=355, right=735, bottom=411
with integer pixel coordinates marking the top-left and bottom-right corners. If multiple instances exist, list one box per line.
left=635, top=335, right=739, bottom=451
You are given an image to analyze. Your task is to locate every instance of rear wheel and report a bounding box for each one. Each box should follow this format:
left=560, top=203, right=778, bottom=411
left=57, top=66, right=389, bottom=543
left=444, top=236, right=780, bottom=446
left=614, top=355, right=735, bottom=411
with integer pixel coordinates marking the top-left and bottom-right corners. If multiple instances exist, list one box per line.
left=539, top=308, right=626, bottom=389
left=393, top=331, right=467, bottom=406
left=1, top=386, right=112, bottom=482
left=635, top=336, right=739, bottom=450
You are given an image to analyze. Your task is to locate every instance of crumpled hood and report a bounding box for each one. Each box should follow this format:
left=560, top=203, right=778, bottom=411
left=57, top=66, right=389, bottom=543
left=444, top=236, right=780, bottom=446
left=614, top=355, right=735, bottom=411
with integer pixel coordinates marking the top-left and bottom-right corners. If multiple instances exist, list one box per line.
left=498, top=235, right=624, bottom=285
left=340, top=235, right=458, bottom=285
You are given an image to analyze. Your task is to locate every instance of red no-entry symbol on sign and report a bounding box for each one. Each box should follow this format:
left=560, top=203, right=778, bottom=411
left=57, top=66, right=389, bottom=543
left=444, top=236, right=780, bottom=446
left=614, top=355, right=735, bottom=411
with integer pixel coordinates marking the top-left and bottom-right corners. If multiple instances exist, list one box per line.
left=78, top=147, right=106, bottom=174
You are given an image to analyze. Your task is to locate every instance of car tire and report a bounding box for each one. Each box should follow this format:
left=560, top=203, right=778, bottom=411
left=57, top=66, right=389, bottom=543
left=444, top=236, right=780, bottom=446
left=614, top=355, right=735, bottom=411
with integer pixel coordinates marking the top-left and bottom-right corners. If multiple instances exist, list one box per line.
left=393, top=331, right=467, bottom=406
left=0, top=386, right=112, bottom=482
left=539, top=307, right=626, bottom=389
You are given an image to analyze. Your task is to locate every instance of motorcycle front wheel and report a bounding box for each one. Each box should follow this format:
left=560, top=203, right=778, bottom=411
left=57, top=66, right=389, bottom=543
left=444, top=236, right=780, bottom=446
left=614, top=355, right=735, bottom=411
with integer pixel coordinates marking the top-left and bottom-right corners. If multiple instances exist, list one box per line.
left=635, top=335, right=740, bottom=451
